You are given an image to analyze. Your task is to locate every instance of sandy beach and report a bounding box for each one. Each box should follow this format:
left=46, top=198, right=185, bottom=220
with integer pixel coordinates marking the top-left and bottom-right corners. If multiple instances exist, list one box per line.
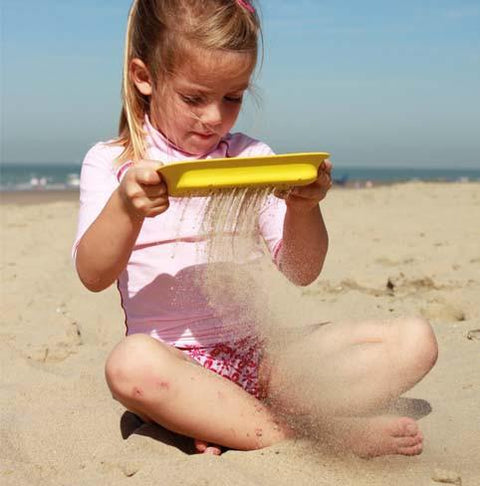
left=1, top=182, right=479, bottom=485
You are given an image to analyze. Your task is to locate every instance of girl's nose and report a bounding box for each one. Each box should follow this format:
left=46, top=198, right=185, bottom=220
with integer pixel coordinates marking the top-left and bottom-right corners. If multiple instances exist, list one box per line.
left=201, top=102, right=223, bottom=128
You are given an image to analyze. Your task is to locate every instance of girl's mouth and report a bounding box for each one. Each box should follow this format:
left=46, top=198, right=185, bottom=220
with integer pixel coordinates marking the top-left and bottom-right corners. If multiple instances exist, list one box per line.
left=193, top=132, right=216, bottom=139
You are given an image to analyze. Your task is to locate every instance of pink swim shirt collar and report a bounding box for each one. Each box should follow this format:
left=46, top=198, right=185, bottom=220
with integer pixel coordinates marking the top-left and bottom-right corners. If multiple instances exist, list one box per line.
left=237, top=0, right=255, bottom=14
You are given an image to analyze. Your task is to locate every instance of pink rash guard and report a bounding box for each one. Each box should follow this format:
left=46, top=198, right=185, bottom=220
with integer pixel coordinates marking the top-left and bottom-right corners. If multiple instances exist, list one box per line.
left=73, top=116, right=286, bottom=347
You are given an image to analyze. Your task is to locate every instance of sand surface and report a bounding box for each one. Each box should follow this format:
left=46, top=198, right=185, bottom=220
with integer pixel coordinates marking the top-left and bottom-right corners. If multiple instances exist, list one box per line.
left=1, top=182, right=479, bottom=485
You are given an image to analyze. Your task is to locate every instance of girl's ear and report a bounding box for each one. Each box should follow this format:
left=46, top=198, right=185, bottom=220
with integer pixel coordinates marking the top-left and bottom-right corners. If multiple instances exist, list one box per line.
left=130, top=58, right=153, bottom=96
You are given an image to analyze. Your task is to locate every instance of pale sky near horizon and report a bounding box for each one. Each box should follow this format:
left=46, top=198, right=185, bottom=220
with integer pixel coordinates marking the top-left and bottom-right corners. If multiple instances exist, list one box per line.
left=2, top=0, right=479, bottom=168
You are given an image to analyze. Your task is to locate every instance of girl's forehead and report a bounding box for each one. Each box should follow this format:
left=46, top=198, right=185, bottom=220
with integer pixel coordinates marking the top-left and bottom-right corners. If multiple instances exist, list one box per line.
left=174, top=48, right=255, bottom=92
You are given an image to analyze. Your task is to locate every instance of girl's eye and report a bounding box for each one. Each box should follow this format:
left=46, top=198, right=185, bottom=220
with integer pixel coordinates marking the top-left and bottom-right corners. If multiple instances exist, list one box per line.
left=181, top=95, right=203, bottom=105
left=225, top=95, right=243, bottom=104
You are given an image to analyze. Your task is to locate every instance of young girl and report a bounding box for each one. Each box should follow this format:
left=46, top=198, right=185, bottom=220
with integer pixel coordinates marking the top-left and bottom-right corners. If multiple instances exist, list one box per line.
left=74, top=0, right=437, bottom=457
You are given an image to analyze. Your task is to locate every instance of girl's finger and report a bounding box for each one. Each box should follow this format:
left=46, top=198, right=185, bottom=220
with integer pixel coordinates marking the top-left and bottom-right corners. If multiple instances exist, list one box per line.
left=320, top=159, right=332, bottom=174
left=315, top=168, right=332, bottom=183
left=145, top=202, right=170, bottom=217
left=294, top=175, right=330, bottom=193
left=318, top=173, right=332, bottom=187
left=148, top=195, right=170, bottom=208
left=136, top=168, right=163, bottom=186
left=291, top=185, right=322, bottom=200
left=295, top=177, right=331, bottom=197
left=143, top=183, right=168, bottom=197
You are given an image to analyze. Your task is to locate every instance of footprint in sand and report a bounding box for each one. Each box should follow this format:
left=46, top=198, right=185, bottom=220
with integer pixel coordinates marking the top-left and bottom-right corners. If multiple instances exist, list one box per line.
left=420, top=300, right=466, bottom=323
left=26, top=321, right=83, bottom=363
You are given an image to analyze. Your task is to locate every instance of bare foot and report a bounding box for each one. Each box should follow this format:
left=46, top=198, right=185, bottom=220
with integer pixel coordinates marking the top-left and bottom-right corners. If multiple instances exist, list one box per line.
left=194, top=438, right=222, bottom=455
left=325, top=415, right=424, bottom=458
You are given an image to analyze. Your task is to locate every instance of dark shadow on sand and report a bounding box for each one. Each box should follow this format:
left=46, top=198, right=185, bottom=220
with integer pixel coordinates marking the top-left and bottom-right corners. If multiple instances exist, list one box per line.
left=386, top=397, right=432, bottom=420
left=120, top=411, right=196, bottom=455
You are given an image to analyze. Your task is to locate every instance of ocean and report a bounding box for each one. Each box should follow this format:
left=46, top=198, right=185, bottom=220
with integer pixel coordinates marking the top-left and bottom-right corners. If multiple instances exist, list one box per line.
left=1, top=163, right=82, bottom=191
left=1, top=162, right=479, bottom=192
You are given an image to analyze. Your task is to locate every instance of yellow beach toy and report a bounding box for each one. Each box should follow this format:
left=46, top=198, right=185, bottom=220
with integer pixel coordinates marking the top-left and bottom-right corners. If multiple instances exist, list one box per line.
left=157, top=152, right=330, bottom=197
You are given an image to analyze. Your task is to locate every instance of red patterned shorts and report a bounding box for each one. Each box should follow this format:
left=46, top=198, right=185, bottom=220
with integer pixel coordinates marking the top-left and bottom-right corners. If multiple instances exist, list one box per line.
left=179, top=337, right=264, bottom=399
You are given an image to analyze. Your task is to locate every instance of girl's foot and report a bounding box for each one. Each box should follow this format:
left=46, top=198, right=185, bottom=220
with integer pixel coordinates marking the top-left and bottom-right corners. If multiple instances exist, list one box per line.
left=327, top=415, right=424, bottom=458
left=194, top=438, right=222, bottom=455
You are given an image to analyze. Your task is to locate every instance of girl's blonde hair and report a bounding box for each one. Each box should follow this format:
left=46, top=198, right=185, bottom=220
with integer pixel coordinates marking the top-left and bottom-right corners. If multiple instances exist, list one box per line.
left=111, top=0, right=262, bottom=165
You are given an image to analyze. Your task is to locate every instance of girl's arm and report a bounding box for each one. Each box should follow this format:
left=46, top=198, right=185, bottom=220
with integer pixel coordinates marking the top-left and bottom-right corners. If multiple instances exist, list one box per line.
left=75, top=161, right=168, bottom=292
left=276, top=160, right=332, bottom=286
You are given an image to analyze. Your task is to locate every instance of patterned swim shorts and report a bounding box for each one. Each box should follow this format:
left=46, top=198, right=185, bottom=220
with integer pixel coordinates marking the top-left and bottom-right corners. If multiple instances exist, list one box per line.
left=179, top=337, right=263, bottom=399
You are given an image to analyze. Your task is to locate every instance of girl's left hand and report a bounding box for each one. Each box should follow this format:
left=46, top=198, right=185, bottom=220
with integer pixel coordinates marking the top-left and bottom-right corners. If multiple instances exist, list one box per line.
left=276, top=159, right=333, bottom=211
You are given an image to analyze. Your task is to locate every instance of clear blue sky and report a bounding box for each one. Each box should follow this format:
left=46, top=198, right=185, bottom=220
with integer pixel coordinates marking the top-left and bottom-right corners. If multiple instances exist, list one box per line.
left=2, top=0, right=479, bottom=167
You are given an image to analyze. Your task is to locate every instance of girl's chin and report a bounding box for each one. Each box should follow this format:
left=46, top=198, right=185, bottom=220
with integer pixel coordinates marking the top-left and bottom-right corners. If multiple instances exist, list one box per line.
left=184, top=136, right=220, bottom=155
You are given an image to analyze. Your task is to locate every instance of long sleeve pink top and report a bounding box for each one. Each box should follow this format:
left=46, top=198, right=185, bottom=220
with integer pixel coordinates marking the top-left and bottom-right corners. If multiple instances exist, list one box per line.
left=73, top=117, right=286, bottom=347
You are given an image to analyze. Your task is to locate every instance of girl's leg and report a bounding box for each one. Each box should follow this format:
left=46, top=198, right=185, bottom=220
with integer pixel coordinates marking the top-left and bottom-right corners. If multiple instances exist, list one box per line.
left=105, top=334, right=290, bottom=451
left=266, top=316, right=438, bottom=457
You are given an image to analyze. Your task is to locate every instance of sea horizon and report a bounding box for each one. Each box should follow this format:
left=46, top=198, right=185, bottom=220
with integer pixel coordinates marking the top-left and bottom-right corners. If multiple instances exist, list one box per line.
left=1, top=161, right=479, bottom=192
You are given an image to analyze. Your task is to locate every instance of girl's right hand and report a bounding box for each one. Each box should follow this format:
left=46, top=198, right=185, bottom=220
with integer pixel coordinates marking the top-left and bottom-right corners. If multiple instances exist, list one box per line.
left=118, top=160, right=169, bottom=218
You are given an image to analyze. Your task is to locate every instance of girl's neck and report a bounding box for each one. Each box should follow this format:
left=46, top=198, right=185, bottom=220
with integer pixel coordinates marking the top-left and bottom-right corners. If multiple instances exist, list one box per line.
left=144, top=115, right=223, bottom=158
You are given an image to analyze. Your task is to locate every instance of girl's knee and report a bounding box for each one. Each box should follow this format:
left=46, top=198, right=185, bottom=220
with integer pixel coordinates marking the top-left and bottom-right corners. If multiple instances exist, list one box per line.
left=400, top=316, right=438, bottom=374
left=105, top=334, right=176, bottom=403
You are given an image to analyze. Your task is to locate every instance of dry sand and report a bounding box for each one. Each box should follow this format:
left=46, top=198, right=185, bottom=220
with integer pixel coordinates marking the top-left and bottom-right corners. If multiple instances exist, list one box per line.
left=1, top=182, right=479, bottom=485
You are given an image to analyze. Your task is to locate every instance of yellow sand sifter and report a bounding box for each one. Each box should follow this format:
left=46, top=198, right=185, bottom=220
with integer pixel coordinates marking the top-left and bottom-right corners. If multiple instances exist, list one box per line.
left=157, top=152, right=330, bottom=197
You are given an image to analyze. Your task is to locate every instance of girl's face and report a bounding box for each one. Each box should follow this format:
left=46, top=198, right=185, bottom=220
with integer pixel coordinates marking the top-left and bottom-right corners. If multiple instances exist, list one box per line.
left=150, top=48, right=255, bottom=155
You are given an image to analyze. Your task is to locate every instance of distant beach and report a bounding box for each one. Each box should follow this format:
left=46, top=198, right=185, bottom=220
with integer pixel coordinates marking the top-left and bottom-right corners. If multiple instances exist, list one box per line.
left=0, top=189, right=79, bottom=205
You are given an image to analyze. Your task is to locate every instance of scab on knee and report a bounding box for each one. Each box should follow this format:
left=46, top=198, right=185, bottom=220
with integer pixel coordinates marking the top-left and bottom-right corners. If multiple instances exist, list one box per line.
left=156, top=380, right=171, bottom=390
left=105, top=334, right=175, bottom=403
